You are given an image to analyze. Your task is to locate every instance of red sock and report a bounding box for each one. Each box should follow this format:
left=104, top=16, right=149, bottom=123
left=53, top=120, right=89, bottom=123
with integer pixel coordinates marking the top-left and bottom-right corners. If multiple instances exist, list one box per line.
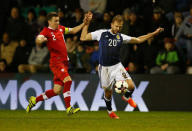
left=36, top=89, right=57, bottom=103
left=63, top=81, right=72, bottom=108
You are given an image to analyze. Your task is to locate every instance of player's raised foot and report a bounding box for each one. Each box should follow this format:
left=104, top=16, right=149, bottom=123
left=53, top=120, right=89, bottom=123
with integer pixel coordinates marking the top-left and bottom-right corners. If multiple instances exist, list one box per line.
left=26, top=96, right=36, bottom=113
left=128, top=98, right=137, bottom=108
left=108, top=112, right=119, bottom=119
left=66, top=106, right=80, bottom=115
left=122, top=96, right=137, bottom=108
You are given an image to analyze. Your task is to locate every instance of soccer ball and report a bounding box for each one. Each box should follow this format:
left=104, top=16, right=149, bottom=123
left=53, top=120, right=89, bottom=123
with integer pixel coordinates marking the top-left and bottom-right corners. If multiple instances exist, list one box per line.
left=114, top=81, right=129, bottom=94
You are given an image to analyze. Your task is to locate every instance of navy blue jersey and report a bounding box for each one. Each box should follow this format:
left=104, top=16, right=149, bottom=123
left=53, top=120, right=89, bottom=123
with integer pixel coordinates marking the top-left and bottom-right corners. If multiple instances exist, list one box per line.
left=91, top=29, right=131, bottom=66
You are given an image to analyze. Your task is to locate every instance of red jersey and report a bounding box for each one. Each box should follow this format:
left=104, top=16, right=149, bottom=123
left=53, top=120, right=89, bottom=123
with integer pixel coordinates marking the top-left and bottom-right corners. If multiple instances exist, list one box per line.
left=39, top=25, right=69, bottom=61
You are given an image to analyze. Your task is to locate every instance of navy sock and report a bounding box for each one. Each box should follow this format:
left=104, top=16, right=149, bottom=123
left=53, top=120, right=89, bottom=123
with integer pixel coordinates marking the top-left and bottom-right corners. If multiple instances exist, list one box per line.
left=104, top=96, right=112, bottom=111
left=124, top=90, right=133, bottom=99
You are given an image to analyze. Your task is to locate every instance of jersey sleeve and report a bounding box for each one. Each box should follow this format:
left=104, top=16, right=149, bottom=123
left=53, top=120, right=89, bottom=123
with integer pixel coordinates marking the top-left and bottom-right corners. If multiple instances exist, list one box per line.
left=39, top=28, right=48, bottom=38
left=121, top=34, right=132, bottom=43
left=91, top=29, right=106, bottom=41
left=60, top=25, right=71, bottom=34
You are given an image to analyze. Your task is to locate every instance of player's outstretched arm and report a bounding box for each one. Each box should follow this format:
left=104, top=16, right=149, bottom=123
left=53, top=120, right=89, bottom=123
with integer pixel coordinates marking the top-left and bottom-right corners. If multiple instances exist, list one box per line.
left=68, top=12, right=92, bottom=35
left=129, top=27, right=164, bottom=44
left=68, top=23, right=85, bottom=35
left=80, top=12, right=93, bottom=41
left=35, top=35, right=48, bottom=45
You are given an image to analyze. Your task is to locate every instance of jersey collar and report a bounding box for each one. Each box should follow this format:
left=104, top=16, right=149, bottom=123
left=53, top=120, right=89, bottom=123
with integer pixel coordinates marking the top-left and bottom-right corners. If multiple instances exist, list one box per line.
left=109, top=29, right=119, bottom=36
left=48, top=26, right=58, bottom=30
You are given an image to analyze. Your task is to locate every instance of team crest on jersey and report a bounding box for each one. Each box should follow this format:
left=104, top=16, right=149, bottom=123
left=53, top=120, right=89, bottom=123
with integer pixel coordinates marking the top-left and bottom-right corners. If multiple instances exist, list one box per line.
left=61, top=68, right=65, bottom=72
left=116, top=34, right=120, bottom=39
left=60, top=29, right=63, bottom=32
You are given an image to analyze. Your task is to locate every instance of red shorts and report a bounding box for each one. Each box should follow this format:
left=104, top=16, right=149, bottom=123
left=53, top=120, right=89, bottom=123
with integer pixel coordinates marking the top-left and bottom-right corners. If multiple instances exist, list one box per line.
left=49, top=59, right=69, bottom=86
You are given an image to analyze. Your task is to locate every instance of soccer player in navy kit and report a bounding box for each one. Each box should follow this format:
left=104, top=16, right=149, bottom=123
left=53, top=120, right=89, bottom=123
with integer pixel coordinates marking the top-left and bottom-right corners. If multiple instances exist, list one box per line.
left=81, top=12, right=164, bottom=119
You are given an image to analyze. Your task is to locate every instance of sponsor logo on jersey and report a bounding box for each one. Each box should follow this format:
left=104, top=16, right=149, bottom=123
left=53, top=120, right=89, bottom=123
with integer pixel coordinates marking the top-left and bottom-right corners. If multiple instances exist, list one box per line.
left=60, top=29, right=63, bottom=32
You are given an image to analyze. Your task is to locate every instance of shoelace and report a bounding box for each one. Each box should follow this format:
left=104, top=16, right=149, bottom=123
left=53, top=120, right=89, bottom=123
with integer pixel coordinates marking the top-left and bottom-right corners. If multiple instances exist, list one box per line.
left=29, top=100, right=35, bottom=108
left=69, top=107, right=73, bottom=113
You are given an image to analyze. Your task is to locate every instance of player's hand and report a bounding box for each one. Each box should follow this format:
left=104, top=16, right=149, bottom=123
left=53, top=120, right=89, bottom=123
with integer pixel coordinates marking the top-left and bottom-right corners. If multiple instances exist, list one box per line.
left=36, top=35, right=47, bottom=45
left=86, top=12, right=93, bottom=24
left=87, top=11, right=93, bottom=21
left=154, top=27, right=164, bottom=36
left=83, top=11, right=93, bottom=25
left=38, top=35, right=48, bottom=42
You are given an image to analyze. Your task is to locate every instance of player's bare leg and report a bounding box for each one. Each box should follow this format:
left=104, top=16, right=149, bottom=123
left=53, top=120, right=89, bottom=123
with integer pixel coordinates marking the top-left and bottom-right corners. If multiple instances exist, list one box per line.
left=26, top=85, right=60, bottom=113
left=104, top=88, right=119, bottom=119
left=121, top=79, right=137, bottom=108
left=63, top=76, right=80, bottom=115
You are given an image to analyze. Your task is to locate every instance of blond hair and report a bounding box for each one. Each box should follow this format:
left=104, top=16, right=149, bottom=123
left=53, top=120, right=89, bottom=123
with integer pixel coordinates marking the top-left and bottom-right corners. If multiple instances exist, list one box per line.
left=112, top=15, right=123, bottom=23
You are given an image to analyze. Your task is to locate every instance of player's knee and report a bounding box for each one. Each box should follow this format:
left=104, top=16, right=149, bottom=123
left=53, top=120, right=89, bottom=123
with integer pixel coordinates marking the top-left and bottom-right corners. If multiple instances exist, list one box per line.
left=53, top=85, right=63, bottom=94
left=105, top=94, right=112, bottom=100
left=104, top=89, right=112, bottom=99
left=63, top=76, right=72, bottom=83
left=128, top=84, right=135, bottom=91
left=53, top=88, right=62, bottom=94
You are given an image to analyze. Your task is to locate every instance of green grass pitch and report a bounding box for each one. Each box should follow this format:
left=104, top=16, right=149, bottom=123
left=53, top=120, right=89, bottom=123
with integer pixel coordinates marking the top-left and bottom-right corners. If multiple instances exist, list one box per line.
left=0, top=110, right=192, bottom=131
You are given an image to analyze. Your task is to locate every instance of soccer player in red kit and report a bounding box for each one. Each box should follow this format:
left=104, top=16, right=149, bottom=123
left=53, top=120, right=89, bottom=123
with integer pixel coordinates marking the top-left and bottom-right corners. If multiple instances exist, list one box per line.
left=26, top=12, right=88, bottom=115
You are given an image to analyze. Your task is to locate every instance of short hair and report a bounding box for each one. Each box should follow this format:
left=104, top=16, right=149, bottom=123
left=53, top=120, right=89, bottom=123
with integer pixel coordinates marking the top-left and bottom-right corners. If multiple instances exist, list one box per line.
left=47, top=12, right=58, bottom=21
left=27, top=8, right=37, bottom=19
left=112, top=15, right=123, bottom=23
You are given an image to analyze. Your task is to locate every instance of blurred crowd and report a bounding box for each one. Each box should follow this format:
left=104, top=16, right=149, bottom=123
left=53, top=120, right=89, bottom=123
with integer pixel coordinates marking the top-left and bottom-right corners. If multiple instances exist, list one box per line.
left=0, top=0, right=192, bottom=74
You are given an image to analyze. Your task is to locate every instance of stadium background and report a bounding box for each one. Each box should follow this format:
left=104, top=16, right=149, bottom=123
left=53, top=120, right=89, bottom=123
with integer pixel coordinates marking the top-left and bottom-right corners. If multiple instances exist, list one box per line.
left=1, top=74, right=192, bottom=111
left=0, top=0, right=192, bottom=130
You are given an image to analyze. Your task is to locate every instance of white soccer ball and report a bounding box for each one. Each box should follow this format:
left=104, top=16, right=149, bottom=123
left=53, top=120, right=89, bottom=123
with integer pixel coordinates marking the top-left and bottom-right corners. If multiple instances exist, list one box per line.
left=114, top=81, right=128, bottom=94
